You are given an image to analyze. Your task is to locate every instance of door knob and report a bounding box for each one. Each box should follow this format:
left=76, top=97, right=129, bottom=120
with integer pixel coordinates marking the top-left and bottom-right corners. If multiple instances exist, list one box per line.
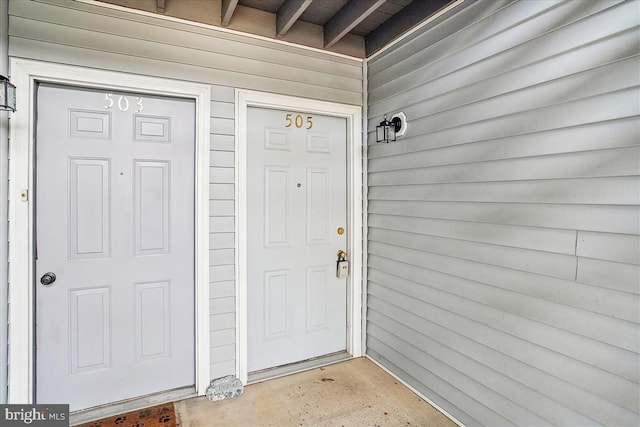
left=40, top=272, right=56, bottom=286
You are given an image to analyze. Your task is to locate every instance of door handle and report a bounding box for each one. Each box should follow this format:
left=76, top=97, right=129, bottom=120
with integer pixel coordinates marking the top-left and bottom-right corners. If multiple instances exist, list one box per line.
left=40, top=272, right=56, bottom=286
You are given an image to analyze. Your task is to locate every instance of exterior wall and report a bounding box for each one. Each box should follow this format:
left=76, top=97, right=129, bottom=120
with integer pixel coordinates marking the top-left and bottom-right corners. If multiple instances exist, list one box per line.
left=366, top=0, right=639, bottom=425
left=7, top=0, right=362, bottom=382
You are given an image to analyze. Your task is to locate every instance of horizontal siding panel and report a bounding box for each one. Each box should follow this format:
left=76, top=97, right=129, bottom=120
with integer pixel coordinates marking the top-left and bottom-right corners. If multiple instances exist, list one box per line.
left=369, top=296, right=640, bottom=410
left=367, top=338, right=511, bottom=426
left=210, top=344, right=235, bottom=363
left=209, top=183, right=234, bottom=199
left=369, top=323, right=551, bottom=426
left=368, top=295, right=639, bottom=420
left=211, top=101, right=234, bottom=119
left=368, top=176, right=639, bottom=205
left=209, top=232, right=234, bottom=250
left=210, top=296, right=235, bottom=315
left=369, top=200, right=640, bottom=234
left=209, top=249, right=234, bottom=266
left=211, top=117, right=234, bottom=135
left=369, top=0, right=559, bottom=83
left=577, top=231, right=640, bottom=265
left=368, top=146, right=640, bottom=184
left=209, top=200, right=234, bottom=216
left=18, top=0, right=362, bottom=76
left=368, top=214, right=577, bottom=254
left=210, top=360, right=235, bottom=379
left=367, top=88, right=639, bottom=147
left=368, top=116, right=639, bottom=162
left=367, top=268, right=639, bottom=383
left=211, top=86, right=235, bottom=103
left=370, top=26, right=639, bottom=118
left=210, top=151, right=234, bottom=168
left=209, top=217, right=234, bottom=233
left=8, top=9, right=362, bottom=91
left=367, top=1, right=639, bottom=424
left=10, top=37, right=362, bottom=105
left=210, top=167, right=234, bottom=184
left=209, top=313, right=235, bottom=331
left=368, top=246, right=639, bottom=328
left=210, top=281, right=235, bottom=299
left=370, top=55, right=640, bottom=131
left=210, top=134, right=235, bottom=151
left=369, top=1, right=630, bottom=100
left=370, top=319, right=626, bottom=426
left=210, top=265, right=234, bottom=282
left=369, top=228, right=577, bottom=280
left=576, top=258, right=640, bottom=294
left=210, top=328, right=236, bottom=347
left=367, top=0, right=511, bottom=76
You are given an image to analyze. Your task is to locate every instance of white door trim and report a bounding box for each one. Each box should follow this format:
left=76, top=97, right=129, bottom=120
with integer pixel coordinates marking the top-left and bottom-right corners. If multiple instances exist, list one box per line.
left=7, top=58, right=211, bottom=404
left=235, top=89, right=363, bottom=384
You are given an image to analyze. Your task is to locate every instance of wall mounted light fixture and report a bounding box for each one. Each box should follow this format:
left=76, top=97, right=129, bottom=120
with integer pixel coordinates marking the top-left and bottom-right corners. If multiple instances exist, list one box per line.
left=0, top=75, right=16, bottom=112
left=376, top=112, right=407, bottom=143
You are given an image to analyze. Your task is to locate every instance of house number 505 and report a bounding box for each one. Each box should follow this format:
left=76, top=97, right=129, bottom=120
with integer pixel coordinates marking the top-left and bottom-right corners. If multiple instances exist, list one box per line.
left=285, top=113, right=313, bottom=129
left=105, top=93, right=144, bottom=113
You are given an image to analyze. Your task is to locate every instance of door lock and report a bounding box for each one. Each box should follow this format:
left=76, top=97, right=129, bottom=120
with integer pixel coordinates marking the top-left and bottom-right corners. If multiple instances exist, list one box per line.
left=336, top=250, right=349, bottom=279
left=40, top=272, right=56, bottom=286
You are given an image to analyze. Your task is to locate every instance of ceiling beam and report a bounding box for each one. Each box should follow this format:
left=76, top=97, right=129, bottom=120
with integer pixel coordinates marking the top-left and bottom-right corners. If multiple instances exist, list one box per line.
left=365, top=0, right=454, bottom=57
left=276, top=0, right=313, bottom=37
left=156, top=0, right=165, bottom=13
left=221, top=0, right=240, bottom=26
left=324, top=0, right=386, bottom=48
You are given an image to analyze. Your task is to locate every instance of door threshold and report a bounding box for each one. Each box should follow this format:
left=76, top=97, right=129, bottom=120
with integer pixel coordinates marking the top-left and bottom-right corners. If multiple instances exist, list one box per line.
left=69, top=386, right=196, bottom=425
left=248, top=351, right=352, bottom=385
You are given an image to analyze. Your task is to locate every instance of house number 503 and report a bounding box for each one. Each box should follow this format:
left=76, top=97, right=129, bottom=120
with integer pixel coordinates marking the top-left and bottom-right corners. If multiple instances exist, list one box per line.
left=105, top=93, right=144, bottom=113
left=285, top=113, right=313, bottom=129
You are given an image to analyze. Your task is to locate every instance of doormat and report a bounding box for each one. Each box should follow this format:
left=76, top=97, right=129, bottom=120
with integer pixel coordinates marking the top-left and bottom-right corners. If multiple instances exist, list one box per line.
left=76, top=403, right=176, bottom=427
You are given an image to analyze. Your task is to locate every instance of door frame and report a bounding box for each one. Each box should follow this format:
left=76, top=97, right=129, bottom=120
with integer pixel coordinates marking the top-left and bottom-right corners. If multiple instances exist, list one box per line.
left=235, top=89, right=363, bottom=383
left=7, top=58, right=211, bottom=404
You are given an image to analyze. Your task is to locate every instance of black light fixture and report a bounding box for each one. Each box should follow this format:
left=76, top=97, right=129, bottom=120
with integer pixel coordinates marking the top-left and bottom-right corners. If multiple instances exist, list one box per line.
left=0, top=75, right=16, bottom=112
left=376, top=112, right=407, bottom=143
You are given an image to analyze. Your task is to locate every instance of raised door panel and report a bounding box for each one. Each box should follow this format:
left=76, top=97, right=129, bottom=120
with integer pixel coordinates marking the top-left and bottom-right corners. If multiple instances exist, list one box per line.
left=69, top=287, right=111, bottom=374
left=134, top=161, right=170, bottom=256
left=68, top=158, right=111, bottom=260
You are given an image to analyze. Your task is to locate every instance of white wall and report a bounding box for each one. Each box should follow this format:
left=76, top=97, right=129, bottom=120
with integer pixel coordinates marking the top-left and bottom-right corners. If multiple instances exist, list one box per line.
left=366, top=0, right=639, bottom=424
left=7, top=0, right=363, bottom=381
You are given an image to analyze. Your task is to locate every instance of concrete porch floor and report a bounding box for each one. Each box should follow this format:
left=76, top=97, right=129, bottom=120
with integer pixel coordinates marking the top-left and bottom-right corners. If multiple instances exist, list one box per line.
left=175, top=357, right=456, bottom=426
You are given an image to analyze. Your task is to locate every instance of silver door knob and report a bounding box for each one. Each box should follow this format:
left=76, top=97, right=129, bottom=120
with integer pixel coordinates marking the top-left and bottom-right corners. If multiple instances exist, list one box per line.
left=40, top=272, right=56, bottom=286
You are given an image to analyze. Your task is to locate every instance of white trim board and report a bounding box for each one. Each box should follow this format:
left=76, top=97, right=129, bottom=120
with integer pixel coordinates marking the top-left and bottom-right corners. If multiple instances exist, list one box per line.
left=7, top=58, right=211, bottom=404
left=235, top=89, right=364, bottom=384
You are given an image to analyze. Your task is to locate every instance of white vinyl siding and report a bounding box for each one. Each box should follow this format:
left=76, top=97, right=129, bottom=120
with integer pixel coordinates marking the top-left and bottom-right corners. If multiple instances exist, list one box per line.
left=366, top=0, right=639, bottom=425
left=8, top=0, right=362, bottom=381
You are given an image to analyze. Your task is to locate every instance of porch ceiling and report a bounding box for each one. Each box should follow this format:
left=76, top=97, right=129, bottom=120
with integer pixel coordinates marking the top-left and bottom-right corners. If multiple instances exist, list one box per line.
left=97, top=0, right=453, bottom=58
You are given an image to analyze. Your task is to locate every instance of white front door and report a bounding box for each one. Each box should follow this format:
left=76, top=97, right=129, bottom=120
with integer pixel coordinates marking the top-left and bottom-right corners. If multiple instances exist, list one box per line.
left=247, top=107, right=347, bottom=373
left=35, top=84, right=195, bottom=411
